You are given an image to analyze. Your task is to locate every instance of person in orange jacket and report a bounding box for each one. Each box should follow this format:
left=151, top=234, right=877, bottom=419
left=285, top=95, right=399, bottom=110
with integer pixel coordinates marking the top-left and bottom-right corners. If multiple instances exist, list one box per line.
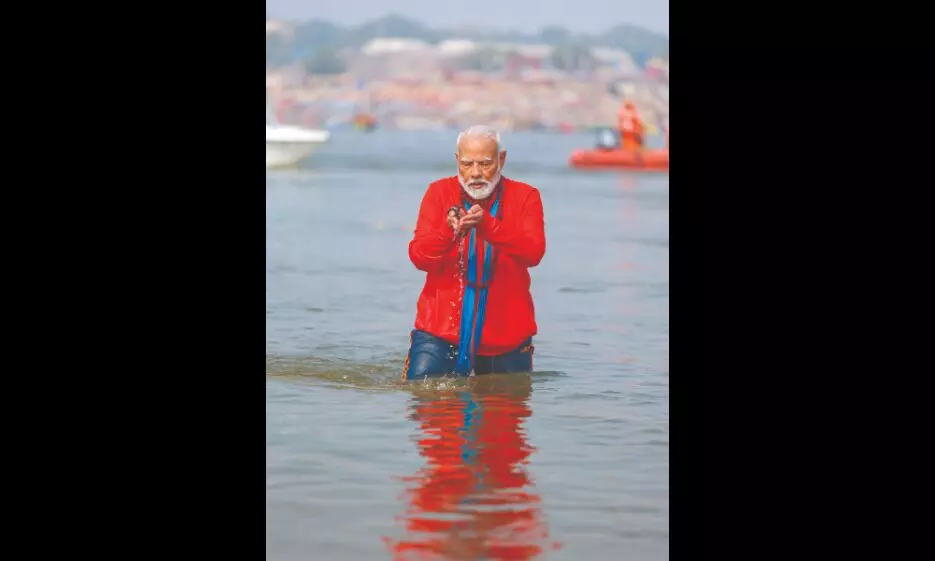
left=403, top=125, right=546, bottom=379
left=617, top=99, right=645, bottom=151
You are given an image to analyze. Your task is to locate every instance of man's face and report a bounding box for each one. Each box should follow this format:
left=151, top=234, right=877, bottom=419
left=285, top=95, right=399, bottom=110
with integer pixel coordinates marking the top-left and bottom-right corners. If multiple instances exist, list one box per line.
left=456, top=136, right=506, bottom=200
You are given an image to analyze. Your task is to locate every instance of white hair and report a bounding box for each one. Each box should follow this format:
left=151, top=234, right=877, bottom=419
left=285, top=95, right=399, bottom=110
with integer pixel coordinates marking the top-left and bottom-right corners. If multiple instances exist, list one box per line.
left=456, top=125, right=504, bottom=152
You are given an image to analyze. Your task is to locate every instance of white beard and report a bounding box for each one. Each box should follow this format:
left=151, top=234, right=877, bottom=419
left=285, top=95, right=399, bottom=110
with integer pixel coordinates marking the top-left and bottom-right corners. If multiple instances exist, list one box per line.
left=458, top=166, right=501, bottom=200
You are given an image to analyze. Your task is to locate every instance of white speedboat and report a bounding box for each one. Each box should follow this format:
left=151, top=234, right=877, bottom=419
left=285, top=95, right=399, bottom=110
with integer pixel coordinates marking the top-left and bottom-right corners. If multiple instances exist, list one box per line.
left=266, top=105, right=330, bottom=169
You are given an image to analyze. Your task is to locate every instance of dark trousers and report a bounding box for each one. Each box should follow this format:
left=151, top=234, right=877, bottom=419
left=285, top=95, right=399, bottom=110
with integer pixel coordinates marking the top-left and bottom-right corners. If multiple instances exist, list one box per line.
left=403, top=329, right=534, bottom=380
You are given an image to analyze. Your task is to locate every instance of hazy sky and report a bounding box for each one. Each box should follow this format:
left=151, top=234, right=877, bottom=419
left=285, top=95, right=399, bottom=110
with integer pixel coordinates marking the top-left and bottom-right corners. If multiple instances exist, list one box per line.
left=266, top=0, right=669, bottom=35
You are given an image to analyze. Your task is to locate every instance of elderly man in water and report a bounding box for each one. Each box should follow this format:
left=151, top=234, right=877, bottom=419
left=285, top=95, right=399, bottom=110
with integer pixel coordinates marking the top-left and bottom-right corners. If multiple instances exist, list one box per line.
left=403, top=125, right=546, bottom=380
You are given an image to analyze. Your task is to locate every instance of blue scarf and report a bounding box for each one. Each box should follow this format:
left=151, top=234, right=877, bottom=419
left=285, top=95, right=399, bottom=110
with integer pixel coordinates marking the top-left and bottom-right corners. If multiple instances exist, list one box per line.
left=454, top=190, right=501, bottom=375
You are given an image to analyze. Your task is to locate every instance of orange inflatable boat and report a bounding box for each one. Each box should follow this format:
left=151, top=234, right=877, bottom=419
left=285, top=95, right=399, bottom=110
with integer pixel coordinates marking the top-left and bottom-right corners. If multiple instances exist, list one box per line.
left=569, top=147, right=669, bottom=171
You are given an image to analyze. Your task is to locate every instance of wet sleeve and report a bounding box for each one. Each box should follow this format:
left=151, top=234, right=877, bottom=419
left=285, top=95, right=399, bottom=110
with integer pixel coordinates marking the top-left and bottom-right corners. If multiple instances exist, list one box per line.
left=408, top=185, right=458, bottom=272
left=477, top=189, right=546, bottom=268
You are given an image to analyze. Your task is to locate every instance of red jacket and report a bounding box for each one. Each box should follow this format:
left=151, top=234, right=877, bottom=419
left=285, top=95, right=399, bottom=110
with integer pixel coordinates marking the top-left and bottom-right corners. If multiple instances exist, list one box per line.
left=408, top=176, right=545, bottom=356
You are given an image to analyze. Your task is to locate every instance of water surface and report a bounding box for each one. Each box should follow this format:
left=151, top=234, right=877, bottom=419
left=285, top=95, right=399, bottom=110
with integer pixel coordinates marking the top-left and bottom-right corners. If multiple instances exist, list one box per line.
left=267, top=130, right=668, bottom=560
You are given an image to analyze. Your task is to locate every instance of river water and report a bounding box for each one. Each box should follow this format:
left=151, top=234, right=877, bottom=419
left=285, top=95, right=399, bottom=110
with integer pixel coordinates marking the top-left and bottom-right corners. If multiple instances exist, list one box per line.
left=266, top=131, right=669, bottom=561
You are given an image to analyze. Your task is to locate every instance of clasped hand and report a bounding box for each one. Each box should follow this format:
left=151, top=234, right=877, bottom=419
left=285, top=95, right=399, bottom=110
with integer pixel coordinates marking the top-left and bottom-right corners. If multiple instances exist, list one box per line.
left=447, top=205, right=483, bottom=236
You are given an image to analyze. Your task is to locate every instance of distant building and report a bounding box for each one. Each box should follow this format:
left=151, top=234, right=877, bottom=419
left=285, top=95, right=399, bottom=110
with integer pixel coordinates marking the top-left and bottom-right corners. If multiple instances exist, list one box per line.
left=436, top=40, right=478, bottom=58
left=510, top=44, right=554, bottom=59
left=265, top=19, right=293, bottom=38
left=360, top=38, right=431, bottom=56
left=353, top=38, right=443, bottom=81
left=591, top=47, right=639, bottom=76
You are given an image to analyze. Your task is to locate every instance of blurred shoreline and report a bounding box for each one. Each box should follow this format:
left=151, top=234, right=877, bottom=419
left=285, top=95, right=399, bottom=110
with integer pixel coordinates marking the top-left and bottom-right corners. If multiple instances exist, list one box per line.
left=267, top=15, right=668, bottom=134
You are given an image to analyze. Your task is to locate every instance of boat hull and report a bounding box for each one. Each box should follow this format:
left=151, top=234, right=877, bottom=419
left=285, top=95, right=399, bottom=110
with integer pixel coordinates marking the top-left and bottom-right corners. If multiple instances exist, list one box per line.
left=266, top=141, right=324, bottom=169
left=569, top=147, right=669, bottom=172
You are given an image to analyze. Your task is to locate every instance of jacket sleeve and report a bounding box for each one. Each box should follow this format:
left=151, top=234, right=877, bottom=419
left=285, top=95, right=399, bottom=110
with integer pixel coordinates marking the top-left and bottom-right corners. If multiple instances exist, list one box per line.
left=477, top=188, right=546, bottom=267
left=408, top=184, right=458, bottom=272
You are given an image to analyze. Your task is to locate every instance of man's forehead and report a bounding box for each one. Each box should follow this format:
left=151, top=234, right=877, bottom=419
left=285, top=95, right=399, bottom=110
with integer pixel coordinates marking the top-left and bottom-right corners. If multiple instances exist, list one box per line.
left=457, top=136, right=499, bottom=157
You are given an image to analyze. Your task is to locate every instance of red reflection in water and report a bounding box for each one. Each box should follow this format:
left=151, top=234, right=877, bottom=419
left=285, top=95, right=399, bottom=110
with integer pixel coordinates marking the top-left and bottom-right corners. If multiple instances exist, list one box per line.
left=385, top=375, right=559, bottom=560
left=616, top=174, right=637, bottom=191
